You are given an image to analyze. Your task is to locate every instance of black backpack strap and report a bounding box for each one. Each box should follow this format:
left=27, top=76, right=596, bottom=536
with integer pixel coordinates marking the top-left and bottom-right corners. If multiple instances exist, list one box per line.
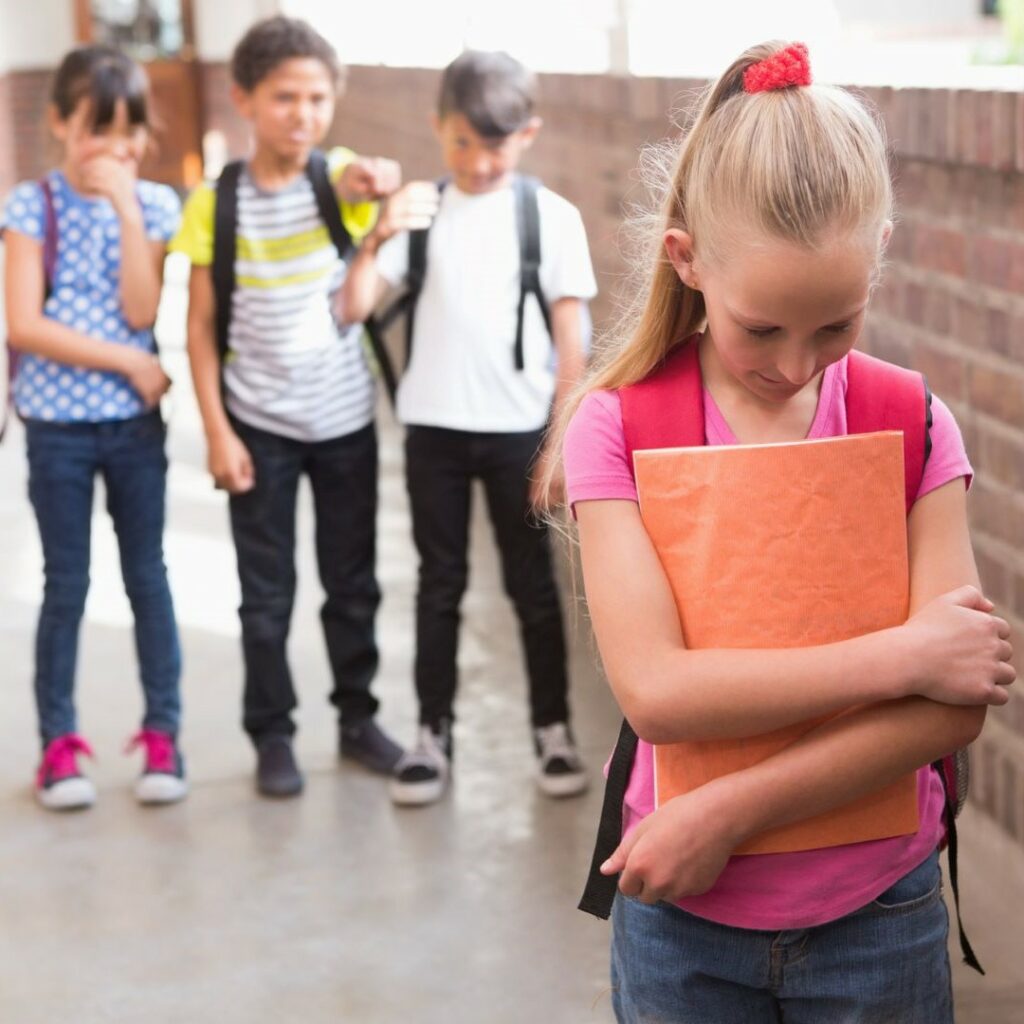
left=932, top=757, right=984, bottom=974
left=307, top=150, right=356, bottom=263
left=403, top=224, right=430, bottom=366
left=212, top=160, right=243, bottom=362
left=308, top=151, right=401, bottom=403
left=578, top=718, right=639, bottom=918
left=513, top=174, right=551, bottom=372
left=364, top=178, right=444, bottom=386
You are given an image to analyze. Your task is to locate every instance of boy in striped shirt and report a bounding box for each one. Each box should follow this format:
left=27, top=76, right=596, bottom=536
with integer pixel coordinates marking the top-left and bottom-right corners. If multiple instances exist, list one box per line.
left=172, top=16, right=403, bottom=797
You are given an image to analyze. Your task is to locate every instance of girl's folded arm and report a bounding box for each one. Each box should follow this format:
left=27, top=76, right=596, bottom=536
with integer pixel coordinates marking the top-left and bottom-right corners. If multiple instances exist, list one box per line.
left=5, top=229, right=143, bottom=375
left=577, top=480, right=1010, bottom=744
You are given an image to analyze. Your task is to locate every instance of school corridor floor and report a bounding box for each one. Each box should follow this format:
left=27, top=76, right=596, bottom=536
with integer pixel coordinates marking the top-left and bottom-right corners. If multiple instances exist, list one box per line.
left=0, top=258, right=1022, bottom=1023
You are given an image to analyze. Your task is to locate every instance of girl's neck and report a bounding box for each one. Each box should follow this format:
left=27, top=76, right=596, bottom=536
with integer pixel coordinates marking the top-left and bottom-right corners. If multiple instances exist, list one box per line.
left=59, top=161, right=90, bottom=196
left=698, top=332, right=824, bottom=445
left=247, top=148, right=308, bottom=191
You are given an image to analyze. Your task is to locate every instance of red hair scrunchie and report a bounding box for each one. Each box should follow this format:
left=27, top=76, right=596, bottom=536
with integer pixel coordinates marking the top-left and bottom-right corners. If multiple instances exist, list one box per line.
left=743, top=43, right=812, bottom=94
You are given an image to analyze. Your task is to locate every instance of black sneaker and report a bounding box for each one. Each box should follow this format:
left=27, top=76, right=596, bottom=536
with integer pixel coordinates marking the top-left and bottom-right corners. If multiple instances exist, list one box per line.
left=534, top=722, right=588, bottom=798
left=339, top=718, right=404, bottom=775
left=389, top=721, right=452, bottom=807
left=255, top=735, right=304, bottom=798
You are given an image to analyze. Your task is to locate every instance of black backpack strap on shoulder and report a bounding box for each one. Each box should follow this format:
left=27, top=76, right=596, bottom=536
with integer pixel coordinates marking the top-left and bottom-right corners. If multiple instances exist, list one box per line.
left=213, top=160, right=243, bottom=362
left=363, top=177, right=444, bottom=388
left=307, top=150, right=356, bottom=263
left=578, top=718, right=639, bottom=918
left=404, top=224, right=430, bottom=366
left=932, top=758, right=984, bottom=974
left=513, top=174, right=551, bottom=371
left=308, top=151, right=401, bottom=403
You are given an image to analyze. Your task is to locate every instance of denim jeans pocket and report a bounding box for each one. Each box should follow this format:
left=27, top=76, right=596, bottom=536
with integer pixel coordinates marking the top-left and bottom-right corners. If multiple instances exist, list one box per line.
left=869, top=852, right=942, bottom=915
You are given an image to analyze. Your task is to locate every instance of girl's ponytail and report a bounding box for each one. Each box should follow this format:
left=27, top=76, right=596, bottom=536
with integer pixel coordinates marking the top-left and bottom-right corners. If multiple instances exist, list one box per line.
left=540, top=41, right=892, bottom=512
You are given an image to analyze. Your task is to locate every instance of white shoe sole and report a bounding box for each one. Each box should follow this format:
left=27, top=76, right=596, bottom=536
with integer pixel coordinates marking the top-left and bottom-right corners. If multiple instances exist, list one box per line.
left=389, top=776, right=447, bottom=806
left=135, top=774, right=189, bottom=805
left=38, top=777, right=96, bottom=811
left=537, top=770, right=588, bottom=798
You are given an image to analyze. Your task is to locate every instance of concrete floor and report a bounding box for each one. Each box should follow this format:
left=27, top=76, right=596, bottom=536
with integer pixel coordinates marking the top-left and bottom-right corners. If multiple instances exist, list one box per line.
left=0, top=259, right=1021, bottom=1023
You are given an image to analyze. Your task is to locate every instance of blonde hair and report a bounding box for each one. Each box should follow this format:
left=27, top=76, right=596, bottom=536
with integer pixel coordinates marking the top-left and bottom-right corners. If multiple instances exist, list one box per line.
left=542, top=41, right=892, bottom=511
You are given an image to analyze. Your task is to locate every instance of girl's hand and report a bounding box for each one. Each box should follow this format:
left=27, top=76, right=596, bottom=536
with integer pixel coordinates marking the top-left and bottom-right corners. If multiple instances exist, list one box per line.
left=336, top=157, right=402, bottom=204
left=904, top=585, right=1015, bottom=706
left=78, top=156, right=138, bottom=216
left=208, top=429, right=255, bottom=494
left=122, top=350, right=171, bottom=408
left=368, top=181, right=440, bottom=247
left=600, top=781, right=742, bottom=905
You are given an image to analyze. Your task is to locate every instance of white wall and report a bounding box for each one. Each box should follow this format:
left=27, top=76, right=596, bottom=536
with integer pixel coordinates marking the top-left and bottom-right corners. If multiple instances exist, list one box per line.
left=0, top=0, right=75, bottom=73
left=193, top=0, right=283, bottom=62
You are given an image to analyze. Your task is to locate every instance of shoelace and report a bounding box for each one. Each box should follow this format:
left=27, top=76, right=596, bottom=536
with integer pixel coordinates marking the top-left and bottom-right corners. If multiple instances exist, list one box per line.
left=125, top=729, right=177, bottom=775
left=536, top=723, right=577, bottom=766
left=396, top=726, right=448, bottom=772
left=37, top=734, right=94, bottom=787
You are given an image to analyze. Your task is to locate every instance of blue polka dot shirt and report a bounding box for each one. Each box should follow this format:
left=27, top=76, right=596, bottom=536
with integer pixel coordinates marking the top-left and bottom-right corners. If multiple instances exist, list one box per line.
left=2, top=170, right=181, bottom=423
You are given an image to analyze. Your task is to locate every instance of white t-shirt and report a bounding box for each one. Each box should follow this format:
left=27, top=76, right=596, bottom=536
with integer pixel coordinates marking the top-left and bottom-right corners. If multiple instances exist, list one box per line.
left=375, top=180, right=597, bottom=432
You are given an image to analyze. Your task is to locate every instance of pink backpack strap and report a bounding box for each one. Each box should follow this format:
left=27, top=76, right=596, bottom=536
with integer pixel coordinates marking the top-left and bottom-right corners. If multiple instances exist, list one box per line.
left=620, top=337, right=705, bottom=469
left=845, top=349, right=931, bottom=514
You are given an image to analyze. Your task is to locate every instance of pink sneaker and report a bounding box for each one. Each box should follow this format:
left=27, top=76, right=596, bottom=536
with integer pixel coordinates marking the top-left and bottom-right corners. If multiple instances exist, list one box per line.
left=36, top=734, right=96, bottom=811
left=126, top=729, right=188, bottom=805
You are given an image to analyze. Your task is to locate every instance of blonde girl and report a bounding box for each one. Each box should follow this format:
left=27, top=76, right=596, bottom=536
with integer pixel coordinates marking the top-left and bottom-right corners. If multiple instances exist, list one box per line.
left=555, top=42, right=1014, bottom=1022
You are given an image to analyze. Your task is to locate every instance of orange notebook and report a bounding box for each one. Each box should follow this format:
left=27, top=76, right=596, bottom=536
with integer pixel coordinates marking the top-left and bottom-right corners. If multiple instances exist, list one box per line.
left=634, top=431, right=919, bottom=855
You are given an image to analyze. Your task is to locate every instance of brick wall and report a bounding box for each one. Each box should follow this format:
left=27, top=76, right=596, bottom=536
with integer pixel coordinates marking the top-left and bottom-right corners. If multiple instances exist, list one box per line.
left=5, top=60, right=1024, bottom=844
left=0, top=69, right=53, bottom=194
left=320, top=65, right=1024, bottom=846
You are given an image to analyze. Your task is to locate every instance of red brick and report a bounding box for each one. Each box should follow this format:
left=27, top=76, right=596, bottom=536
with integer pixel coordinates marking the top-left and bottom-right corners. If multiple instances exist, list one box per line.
left=975, top=544, right=1013, bottom=606
left=912, top=343, right=965, bottom=402
left=976, top=423, right=1024, bottom=490
left=913, top=224, right=967, bottom=277
left=967, top=236, right=1024, bottom=291
left=969, top=364, right=1024, bottom=430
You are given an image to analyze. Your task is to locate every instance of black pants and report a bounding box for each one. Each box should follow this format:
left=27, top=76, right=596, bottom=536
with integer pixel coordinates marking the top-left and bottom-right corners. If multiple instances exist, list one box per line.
left=405, top=425, right=569, bottom=731
left=229, top=418, right=381, bottom=742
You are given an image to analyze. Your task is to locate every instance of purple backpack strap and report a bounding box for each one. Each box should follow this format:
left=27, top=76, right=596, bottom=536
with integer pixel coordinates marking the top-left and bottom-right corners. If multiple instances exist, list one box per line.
left=39, top=177, right=58, bottom=294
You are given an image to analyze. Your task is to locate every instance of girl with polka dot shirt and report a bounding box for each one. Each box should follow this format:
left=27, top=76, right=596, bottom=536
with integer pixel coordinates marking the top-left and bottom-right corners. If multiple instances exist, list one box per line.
left=2, top=46, right=186, bottom=811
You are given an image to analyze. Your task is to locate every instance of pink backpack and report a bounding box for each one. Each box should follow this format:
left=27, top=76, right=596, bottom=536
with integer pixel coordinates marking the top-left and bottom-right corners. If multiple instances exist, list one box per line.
left=578, top=337, right=981, bottom=973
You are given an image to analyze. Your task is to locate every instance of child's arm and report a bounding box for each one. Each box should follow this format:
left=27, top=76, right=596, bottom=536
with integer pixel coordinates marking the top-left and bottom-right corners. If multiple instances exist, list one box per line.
left=4, top=229, right=169, bottom=407
left=600, top=478, right=1012, bottom=903
left=80, top=156, right=164, bottom=329
left=184, top=265, right=254, bottom=493
left=577, top=484, right=1012, bottom=744
left=337, top=182, right=440, bottom=325
left=530, top=298, right=587, bottom=511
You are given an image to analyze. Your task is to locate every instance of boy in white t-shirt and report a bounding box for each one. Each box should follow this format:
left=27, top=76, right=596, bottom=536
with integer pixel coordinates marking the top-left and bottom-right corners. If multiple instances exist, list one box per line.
left=341, top=50, right=597, bottom=806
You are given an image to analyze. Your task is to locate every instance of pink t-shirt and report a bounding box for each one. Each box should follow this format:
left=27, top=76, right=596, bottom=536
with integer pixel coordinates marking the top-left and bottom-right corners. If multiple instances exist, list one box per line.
left=564, top=353, right=973, bottom=931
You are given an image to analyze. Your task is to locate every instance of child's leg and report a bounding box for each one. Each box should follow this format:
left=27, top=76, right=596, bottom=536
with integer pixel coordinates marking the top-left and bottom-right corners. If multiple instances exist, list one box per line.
left=478, top=430, right=568, bottom=728
left=405, top=426, right=473, bottom=728
left=776, top=851, right=953, bottom=1024
left=227, top=419, right=303, bottom=742
left=307, top=422, right=381, bottom=724
left=26, top=422, right=98, bottom=745
left=101, top=412, right=181, bottom=736
left=610, top=894, right=781, bottom=1023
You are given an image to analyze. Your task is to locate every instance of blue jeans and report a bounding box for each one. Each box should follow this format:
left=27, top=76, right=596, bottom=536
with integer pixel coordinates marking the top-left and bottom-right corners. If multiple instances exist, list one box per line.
left=26, top=413, right=181, bottom=745
left=228, top=418, right=381, bottom=741
left=611, top=851, right=953, bottom=1024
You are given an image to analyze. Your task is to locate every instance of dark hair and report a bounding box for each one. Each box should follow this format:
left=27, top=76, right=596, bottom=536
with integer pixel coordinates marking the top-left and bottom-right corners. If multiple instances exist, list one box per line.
left=438, top=50, right=536, bottom=138
left=230, top=16, right=342, bottom=92
left=50, top=45, right=150, bottom=130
